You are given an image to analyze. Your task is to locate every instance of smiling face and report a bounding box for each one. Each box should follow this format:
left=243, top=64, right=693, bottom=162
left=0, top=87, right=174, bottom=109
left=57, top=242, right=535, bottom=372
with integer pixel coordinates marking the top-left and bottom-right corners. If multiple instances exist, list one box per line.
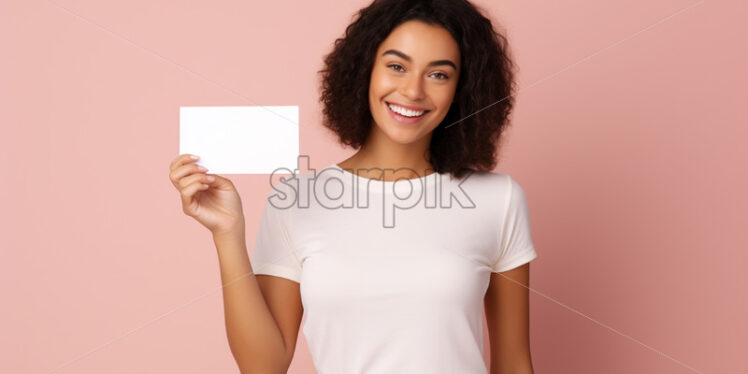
left=368, top=20, right=461, bottom=146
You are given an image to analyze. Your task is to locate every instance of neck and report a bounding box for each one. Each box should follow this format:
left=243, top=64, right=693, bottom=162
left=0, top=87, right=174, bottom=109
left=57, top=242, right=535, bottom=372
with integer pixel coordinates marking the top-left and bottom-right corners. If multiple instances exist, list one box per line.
left=338, top=125, right=435, bottom=181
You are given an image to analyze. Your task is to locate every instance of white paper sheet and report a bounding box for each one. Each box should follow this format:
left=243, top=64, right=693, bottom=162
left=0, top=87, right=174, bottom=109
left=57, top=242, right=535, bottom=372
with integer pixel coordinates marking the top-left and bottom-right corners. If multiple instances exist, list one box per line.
left=179, top=106, right=299, bottom=174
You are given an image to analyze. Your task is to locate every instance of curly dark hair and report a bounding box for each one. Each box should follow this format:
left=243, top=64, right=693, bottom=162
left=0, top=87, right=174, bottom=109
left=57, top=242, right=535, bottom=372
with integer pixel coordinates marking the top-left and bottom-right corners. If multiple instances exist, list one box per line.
left=317, top=0, right=518, bottom=180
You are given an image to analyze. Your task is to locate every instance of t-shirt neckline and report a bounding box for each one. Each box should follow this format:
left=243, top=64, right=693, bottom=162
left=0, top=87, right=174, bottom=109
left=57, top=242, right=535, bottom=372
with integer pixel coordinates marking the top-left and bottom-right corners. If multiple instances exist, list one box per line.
left=327, top=163, right=441, bottom=193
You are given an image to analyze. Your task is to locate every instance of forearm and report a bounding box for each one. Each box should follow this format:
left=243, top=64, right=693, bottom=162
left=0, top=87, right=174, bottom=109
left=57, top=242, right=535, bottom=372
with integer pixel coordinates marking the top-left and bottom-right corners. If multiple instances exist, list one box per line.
left=490, top=354, right=534, bottom=374
left=490, top=365, right=534, bottom=374
left=214, top=230, right=288, bottom=374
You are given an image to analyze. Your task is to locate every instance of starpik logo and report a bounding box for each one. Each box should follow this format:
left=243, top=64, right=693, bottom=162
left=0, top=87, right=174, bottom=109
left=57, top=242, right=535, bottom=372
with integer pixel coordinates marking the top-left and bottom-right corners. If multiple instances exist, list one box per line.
left=265, top=155, right=476, bottom=228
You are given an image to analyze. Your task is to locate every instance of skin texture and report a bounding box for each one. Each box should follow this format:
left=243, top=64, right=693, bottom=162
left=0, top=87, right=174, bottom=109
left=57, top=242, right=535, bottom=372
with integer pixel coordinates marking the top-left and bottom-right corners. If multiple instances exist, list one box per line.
left=484, top=263, right=534, bottom=373
left=255, top=274, right=304, bottom=371
left=260, top=20, right=533, bottom=373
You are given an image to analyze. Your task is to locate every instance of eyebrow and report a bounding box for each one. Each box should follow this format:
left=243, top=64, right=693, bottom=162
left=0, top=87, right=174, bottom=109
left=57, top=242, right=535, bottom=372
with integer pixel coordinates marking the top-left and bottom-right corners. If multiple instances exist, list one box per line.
left=382, top=49, right=457, bottom=70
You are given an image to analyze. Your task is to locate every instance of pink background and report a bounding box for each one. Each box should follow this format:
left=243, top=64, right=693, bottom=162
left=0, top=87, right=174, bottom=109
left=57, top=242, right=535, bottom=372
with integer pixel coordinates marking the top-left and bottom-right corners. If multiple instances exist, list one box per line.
left=1, top=0, right=745, bottom=373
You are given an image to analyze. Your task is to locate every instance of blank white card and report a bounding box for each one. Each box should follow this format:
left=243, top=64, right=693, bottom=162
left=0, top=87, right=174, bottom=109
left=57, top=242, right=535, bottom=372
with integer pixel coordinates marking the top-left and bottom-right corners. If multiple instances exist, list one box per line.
left=179, top=106, right=299, bottom=174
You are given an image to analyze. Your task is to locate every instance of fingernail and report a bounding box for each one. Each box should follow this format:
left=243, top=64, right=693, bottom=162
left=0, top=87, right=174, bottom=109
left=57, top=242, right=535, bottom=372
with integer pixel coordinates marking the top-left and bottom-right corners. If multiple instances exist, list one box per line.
left=198, top=166, right=208, bottom=171
left=190, top=155, right=199, bottom=160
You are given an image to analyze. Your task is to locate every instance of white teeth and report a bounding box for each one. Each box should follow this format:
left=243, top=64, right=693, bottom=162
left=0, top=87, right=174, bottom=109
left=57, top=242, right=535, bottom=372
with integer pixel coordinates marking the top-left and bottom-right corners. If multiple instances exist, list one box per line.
left=388, top=103, right=425, bottom=117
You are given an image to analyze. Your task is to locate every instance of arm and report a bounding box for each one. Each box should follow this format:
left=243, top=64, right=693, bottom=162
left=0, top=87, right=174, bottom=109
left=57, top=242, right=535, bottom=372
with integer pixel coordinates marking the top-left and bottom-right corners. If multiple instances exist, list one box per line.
left=484, top=262, right=534, bottom=374
left=214, top=230, right=303, bottom=374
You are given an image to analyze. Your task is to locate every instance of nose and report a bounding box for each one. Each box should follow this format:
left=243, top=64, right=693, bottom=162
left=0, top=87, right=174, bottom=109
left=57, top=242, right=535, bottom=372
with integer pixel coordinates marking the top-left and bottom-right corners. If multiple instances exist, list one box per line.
left=399, top=73, right=425, bottom=101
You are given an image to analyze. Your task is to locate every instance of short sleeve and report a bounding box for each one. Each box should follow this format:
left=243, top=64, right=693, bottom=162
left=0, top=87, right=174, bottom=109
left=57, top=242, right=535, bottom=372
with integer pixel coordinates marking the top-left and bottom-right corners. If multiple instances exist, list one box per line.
left=250, top=193, right=302, bottom=283
left=491, top=175, right=538, bottom=273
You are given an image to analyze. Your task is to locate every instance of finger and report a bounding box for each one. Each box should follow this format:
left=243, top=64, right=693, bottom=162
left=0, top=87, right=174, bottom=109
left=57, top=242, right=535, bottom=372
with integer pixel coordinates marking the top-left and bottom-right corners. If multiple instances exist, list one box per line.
left=170, top=154, right=199, bottom=173
left=180, top=180, right=211, bottom=210
left=170, top=162, right=208, bottom=188
left=178, top=172, right=214, bottom=190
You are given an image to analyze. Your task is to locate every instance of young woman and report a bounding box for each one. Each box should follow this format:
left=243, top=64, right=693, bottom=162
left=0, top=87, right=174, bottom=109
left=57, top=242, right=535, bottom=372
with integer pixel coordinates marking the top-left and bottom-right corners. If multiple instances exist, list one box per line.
left=169, top=0, right=537, bottom=373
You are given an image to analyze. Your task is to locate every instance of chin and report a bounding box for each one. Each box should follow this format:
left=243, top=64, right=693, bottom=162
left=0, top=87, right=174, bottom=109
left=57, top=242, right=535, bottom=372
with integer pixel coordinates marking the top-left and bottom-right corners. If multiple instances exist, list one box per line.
left=380, top=123, right=428, bottom=145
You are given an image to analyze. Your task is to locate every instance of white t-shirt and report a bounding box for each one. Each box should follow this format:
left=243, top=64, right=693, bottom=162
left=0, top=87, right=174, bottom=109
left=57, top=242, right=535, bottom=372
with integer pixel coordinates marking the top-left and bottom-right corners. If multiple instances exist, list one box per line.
left=250, top=163, right=537, bottom=374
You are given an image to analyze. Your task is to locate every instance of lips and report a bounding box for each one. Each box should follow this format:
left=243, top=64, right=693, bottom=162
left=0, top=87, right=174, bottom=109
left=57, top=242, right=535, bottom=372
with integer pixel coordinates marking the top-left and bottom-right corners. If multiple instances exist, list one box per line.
left=385, top=101, right=430, bottom=112
left=385, top=101, right=430, bottom=124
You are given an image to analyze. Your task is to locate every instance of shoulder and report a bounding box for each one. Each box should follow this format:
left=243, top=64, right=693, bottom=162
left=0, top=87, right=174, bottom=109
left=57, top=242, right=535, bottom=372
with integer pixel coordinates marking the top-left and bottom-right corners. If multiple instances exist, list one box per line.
left=473, top=170, right=527, bottom=194
left=457, top=171, right=533, bottom=212
left=453, top=169, right=513, bottom=192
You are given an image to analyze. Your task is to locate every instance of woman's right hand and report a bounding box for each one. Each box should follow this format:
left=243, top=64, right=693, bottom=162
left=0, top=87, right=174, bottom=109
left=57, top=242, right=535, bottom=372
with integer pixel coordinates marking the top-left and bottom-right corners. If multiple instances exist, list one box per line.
left=169, top=154, right=245, bottom=236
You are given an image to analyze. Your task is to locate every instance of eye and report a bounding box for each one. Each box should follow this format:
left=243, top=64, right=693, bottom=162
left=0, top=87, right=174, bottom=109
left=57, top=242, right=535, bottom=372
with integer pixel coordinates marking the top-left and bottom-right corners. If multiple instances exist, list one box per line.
left=387, top=64, right=449, bottom=80
left=387, top=63, right=405, bottom=72
left=431, top=72, right=449, bottom=80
